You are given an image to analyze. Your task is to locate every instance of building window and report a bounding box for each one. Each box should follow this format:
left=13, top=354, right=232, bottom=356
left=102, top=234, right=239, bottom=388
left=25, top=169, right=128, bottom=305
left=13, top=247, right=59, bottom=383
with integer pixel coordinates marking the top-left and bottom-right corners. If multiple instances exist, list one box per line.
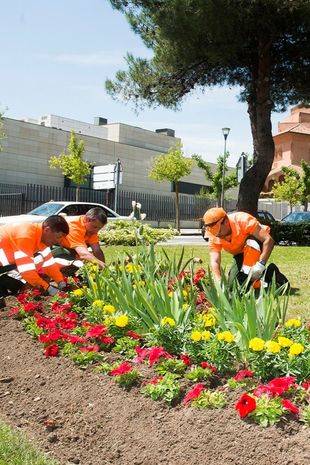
left=171, top=181, right=210, bottom=195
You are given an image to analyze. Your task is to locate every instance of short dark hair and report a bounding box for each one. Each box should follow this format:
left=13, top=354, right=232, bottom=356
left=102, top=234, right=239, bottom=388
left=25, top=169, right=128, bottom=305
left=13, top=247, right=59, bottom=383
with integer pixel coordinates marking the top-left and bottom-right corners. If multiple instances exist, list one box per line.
left=43, top=215, right=69, bottom=234
left=85, top=208, right=107, bottom=226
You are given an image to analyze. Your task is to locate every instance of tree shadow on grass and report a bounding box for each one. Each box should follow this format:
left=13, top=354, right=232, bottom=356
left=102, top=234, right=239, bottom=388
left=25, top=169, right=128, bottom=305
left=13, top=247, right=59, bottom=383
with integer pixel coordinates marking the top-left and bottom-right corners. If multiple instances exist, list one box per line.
left=289, top=287, right=300, bottom=296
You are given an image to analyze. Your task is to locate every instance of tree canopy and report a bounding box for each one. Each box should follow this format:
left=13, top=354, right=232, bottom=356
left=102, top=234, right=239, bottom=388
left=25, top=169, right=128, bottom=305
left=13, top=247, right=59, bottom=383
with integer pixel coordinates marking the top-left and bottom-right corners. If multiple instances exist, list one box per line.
left=106, top=0, right=310, bottom=214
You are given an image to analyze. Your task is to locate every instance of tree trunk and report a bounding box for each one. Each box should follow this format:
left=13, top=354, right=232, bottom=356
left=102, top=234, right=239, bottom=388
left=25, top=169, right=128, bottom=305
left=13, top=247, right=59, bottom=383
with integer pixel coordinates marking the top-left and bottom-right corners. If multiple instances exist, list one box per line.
left=237, top=39, right=274, bottom=216
left=76, top=185, right=80, bottom=202
left=175, top=182, right=180, bottom=231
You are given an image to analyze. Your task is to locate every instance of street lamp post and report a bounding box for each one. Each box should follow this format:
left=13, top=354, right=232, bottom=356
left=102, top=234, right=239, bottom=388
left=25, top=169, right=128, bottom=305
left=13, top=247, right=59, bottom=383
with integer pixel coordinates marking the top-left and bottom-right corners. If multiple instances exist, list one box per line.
left=221, top=127, right=230, bottom=208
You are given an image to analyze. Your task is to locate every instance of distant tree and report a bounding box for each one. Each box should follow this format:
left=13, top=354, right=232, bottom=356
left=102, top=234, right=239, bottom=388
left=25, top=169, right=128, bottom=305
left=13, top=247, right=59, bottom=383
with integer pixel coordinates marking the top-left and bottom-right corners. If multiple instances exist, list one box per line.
left=192, top=153, right=238, bottom=206
left=106, top=0, right=310, bottom=215
left=272, top=167, right=303, bottom=212
left=300, top=160, right=310, bottom=211
left=149, top=143, right=193, bottom=230
left=49, top=131, right=91, bottom=201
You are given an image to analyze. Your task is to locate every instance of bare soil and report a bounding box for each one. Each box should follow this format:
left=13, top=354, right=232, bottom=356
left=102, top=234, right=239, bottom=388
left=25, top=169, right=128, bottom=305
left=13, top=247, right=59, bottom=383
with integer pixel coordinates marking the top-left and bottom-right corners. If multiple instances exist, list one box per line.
left=0, top=310, right=309, bottom=465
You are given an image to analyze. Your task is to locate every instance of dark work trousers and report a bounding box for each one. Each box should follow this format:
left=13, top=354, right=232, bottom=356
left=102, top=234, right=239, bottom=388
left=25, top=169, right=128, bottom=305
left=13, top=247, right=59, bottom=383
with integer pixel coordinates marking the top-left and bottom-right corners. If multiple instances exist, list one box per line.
left=0, top=265, right=25, bottom=307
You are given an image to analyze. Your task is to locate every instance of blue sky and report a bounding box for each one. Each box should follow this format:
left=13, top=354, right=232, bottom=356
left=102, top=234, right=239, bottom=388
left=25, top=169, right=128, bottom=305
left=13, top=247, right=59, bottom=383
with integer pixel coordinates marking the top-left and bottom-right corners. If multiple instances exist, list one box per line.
left=1, top=0, right=289, bottom=166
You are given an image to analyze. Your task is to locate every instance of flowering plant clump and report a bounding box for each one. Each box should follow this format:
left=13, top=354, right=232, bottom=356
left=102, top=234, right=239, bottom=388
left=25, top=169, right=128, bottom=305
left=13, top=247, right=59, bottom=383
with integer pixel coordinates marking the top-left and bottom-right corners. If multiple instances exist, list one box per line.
left=191, top=389, right=227, bottom=409
left=185, top=365, right=214, bottom=383
left=141, top=373, right=181, bottom=404
left=227, top=370, right=256, bottom=389
left=108, top=362, right=141, bottom=389
left=113, top=336, right=140, bottom=358
left=154, top=358, right=188, bottom=376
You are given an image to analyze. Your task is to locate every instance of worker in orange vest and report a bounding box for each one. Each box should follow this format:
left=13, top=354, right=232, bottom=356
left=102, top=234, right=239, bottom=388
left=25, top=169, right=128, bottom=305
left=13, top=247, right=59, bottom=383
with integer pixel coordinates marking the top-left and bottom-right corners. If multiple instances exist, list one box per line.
left=0, top=215, right=69, bottom=307
left=203, top=207, right=288, bottom=288
left=53, top=207, right=107, bottom=271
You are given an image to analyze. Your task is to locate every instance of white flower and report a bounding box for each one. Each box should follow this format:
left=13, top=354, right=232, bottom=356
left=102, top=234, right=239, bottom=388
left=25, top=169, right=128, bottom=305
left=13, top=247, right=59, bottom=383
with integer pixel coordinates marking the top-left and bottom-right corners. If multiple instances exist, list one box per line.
left=131, top=200, right=136, bottom=208
left=136, top=202, right=141, bottom=209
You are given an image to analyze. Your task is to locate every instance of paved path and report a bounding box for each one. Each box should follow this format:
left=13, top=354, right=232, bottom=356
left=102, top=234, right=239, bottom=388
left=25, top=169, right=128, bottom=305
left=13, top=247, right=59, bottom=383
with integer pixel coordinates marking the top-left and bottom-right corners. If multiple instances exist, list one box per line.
left=158, top=235, right=207, bottom=246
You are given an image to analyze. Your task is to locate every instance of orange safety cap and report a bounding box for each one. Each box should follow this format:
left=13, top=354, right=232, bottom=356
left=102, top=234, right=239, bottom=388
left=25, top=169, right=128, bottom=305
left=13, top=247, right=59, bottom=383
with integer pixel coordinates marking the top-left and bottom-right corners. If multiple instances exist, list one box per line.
left=203, top=207, right=227, bottom=237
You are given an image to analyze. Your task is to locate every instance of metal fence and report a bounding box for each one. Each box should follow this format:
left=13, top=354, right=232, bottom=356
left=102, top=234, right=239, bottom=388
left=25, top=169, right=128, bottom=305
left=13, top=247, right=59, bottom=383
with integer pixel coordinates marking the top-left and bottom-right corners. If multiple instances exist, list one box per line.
left=0, top=182, right=237, bottom=222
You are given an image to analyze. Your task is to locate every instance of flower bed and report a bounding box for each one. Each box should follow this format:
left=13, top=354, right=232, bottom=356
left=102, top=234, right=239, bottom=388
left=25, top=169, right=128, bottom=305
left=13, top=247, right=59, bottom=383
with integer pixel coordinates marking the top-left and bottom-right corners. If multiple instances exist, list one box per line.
left=7, top=245, right=309, bottom=428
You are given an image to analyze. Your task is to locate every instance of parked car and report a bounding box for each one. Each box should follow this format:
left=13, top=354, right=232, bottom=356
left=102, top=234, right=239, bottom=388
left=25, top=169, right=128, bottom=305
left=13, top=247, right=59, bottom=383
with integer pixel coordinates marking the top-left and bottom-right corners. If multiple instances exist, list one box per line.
left=0, top=201, right=129, bottom=226
left=281, top=211, right=310, bottom=224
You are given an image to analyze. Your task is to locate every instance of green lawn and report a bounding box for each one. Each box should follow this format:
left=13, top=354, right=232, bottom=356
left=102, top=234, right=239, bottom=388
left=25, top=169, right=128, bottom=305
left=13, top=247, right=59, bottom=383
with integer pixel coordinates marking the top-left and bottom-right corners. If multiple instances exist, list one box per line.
left=0, top=421, right=58, bottom=465
left=104, top=245, right=310, bottom=320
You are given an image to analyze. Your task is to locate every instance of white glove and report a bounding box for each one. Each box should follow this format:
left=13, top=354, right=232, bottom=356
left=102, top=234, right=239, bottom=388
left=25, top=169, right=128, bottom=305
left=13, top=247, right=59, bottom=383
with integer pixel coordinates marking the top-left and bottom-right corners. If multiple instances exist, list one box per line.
left=47, top=285, right=59, bottom=296
left=250, top=261, right=266, bottom=280
left=58, top=281, right=67, bottom=291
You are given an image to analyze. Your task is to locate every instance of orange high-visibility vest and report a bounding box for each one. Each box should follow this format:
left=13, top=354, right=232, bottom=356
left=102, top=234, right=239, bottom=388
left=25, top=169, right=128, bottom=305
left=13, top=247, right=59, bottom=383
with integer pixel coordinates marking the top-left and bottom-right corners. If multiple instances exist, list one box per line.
left=0, top=223, right=64, bottom=290
left=60, top=216, right=99, bottom=250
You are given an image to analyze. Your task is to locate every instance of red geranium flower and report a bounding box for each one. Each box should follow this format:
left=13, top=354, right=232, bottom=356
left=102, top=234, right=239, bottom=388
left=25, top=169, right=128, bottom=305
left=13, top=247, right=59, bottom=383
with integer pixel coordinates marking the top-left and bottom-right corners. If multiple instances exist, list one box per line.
left=281, top=399, right=299, bottom=415
left=233, top=369, right=254, bottom=381
left=253, top=384, right=274, bottom=398
left=180, top=354, right=191, bottom=366
left=133, top=346, right=150, bottom=363
left=200, top=361, right=217, bottom=373
left=16, top=293, right=28, bottom=303
left=183, top=383, right=205, bottom=404
left=86, top=324, right=107, bottom=339
left=80, top=344, right=100, bottom=352
left=126, top=330, right=142, bottom=340
left=99, top=336, right=115, bottom=345
left=148, top=347, right=172, bottom=366
left=235, top=393, right=257, bottom=418
left=148, top=376, right=164, bottom=385
left=193, top=268, right=206, bottom=285
left=109, top=361, right=133, bottom=376
left=267, top=376, right=296, bottom=396
left=65, top=334, right=88, bottom=344
left=8, top=306, right=20, bottom=317
left=45, top=344, right=59, bottom=357
left=23, top=302, right=40, bottom=313
left=302, top=380, right=310, bottom=391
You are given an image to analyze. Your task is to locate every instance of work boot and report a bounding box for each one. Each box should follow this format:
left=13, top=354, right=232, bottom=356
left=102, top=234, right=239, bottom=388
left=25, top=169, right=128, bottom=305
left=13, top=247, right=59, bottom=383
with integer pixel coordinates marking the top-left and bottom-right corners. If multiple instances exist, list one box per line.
left=0, top=297, right=6, bottom=309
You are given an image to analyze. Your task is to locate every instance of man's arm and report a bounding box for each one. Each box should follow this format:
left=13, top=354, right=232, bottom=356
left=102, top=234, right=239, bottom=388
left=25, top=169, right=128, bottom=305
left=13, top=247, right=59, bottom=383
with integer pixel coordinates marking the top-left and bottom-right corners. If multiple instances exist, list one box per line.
left=209, top=250, right=222, bottom=280
left=90, top=243, right=105, bottom=263
left=252, top=225, right=275, bottom=263
left=74, top=245, right=105, bottom=268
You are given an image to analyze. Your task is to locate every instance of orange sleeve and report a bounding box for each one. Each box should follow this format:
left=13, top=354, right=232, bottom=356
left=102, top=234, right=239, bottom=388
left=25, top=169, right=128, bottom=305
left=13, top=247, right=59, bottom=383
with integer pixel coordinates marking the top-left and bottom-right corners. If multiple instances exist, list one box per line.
left=39, top=247, right=64, bottom=283
left=86, top=233, right=99, bottom=245
left=240, top=214, right=259, bottom=236
left=61, top=221, right=87, bottom=249
left=11, top=238, right=49, bottom=290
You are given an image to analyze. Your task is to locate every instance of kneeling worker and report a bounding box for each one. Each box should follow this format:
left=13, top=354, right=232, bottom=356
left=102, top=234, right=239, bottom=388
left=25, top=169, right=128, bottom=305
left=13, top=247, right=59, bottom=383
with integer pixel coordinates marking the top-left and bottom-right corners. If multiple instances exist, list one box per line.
left=203, top=207, right=287, bottom=287
left=0, top=215, right=69, bottom=307
left=54, top=207, right=107, bottom=271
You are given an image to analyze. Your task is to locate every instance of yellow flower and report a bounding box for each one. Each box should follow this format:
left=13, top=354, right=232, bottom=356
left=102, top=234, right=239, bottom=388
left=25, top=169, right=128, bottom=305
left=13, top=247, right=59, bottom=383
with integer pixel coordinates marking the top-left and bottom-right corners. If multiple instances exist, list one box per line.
left=168, top=291, right=174, bottom=298
left=182, top=290, right=188, bottom=298
left=115, top=314, right=129, bottom=328
left=93, top=300, right=104, bottom=308
left=73, top=289, right=84, bottom=297
left=202, top=313, right=216, bottom=328
left=103, top=316, right=114, bottom=327
left=103, top=304, right=116, bottom=314
left=217, top=331, right=235, bottom=343
left=201, top=330, right=211, bottom=341
left=125, top=263, right=141, bottom=273
left=161, top=317, right=176, bottom=327
left=265, top=340, right=281, bottom=354
left=289, top=342, right=304, bottom=356
left=278, top=336, right=293, bottom=348
left=249, top=337, right=265, bottom=352
left=182, top=303, right=189, bottom=311
left=285, top=318, right=302, bottom=328
left=191, top=330, right=202, bottom=342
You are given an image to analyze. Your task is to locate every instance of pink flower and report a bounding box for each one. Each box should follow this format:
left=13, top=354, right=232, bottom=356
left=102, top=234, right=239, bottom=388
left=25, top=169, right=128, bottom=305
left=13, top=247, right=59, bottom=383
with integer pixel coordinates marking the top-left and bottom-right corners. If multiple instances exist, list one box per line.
left=180, top=354, right=191, bottom=366
left=233, top=369, right=254, bottom=381
left=109, top=362, right=133, bottom=376
left=253, top=384, right=275, bottom=398
left=86, top=324, right=107, bottom=338
left=183, top=383, right=205, bottom=404
left=45, top=344, right=59, bottom=357
left=281, top=399, right=299, bottom=415
left=133, top=346, right=150, bottom=363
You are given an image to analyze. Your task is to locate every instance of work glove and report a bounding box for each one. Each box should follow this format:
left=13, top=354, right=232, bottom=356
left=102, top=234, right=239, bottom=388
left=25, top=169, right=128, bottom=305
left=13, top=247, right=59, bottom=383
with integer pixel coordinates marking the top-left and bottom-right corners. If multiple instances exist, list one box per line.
left=250, top=261, right=266, bottom=281
left=58, top=281, right=67, bottom=291
left=47, top=285, right=59, bottom=296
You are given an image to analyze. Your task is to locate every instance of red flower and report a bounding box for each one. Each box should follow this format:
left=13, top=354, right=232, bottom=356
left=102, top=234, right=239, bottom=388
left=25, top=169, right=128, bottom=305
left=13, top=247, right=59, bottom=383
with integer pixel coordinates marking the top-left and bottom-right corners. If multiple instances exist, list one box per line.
left=86, top=324, right=107, bottom=338
left=183, top=383, right=205, bottom=404
left=302, top=380, right=310, bottom=391
left=235, top=393, right=257, bottom=418
left=51, top=302, right=72, bottom=314
left=281, top=399, right=299, bottom=415
left=8, top=306, right=20, bottom=317
left=233, top=369, right=254, bottom=381
left=196, top=292, right=207, bottom=305
left=200, top=361, right=217, bottom=373
left=267, top=376, right=296, bottom=396
left=80, top=344, right=100, bottom=352
left=148, top=347, right=172, bottom=366
left=23, top=302, right=40, bottom=313
left=180, top=354, right=191, bottom=366
left=126, top=330, right=142, bottom=340
left=45, top=344, right=59, bottom=357
left=193, top=268, right=206, bottom=285
left=16, top=293, right=28, bottom=303
left=109, top=362, right=133, bottom=376
left=253, top=385, right=274, bottom=398
left=31, top=288, right=42, bottom=297
left=148, top=376, right=164, bottom=385
left=39, top=329, right=64, bottom=343
left=65, top=334, right=88, bottom=344
left=133, top=346, right=150, bottom=363
left=100, top=336, right=115, bottom=345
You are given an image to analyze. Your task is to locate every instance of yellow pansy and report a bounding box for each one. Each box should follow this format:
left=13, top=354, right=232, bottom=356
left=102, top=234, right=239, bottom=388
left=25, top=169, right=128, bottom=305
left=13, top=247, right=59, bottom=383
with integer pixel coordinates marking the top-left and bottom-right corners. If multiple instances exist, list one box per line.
left=278, top=336, right=293, bottom=347
left=161, top=317, right=176, bottom=327
left=217, top=331, right=235, bottom=343
left=103, top=304, right=116, bottom=314
left=191, top=331, right=202, bottom=342
left=265, top=340, right=281, bottom=354
left=201, top=330, right=211, bottom=341
left=73, top=289, right=84, bottom=297
left=289, top=342, right=304, bottom=356
left=93, top=300, right=104, bottom=308
left=249, top=337, right=265, bottom=351
left=285, top=318, right=302, bottom=328
left=115, top=314, right=129, bottom=328
left=202, top=313, right=216, bottom=328
left=125, top=263, right=141, bottom=273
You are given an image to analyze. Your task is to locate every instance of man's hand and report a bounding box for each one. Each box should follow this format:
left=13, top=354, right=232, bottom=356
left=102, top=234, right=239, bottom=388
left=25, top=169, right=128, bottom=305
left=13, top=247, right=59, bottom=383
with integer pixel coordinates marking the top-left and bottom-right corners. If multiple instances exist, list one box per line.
left=250, top=261, right=266, bottom=280
left=47, top=285, right=59, bottom=296
left=58, top=281, right=67, bottom=291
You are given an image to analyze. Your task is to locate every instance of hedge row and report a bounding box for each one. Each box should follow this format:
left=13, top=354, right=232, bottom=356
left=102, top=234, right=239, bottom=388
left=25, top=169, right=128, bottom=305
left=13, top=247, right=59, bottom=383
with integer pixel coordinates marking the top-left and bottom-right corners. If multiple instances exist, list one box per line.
left=271, top=222, right=310, bottom=246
